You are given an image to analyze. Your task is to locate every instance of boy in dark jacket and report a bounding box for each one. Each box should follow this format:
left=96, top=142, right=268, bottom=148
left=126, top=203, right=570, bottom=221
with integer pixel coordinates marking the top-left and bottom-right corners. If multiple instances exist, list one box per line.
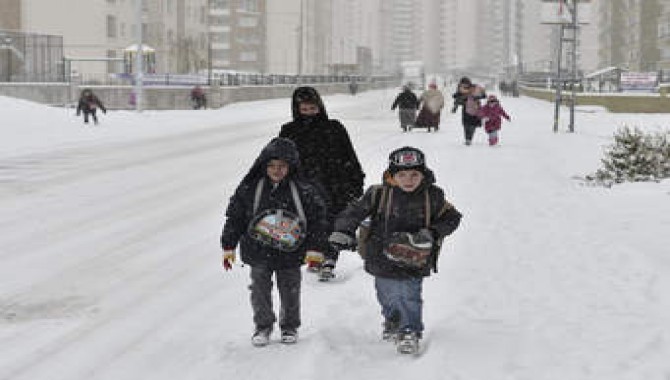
left=328, top=146, right=462, bottom=354
left=279, top=86, right=365, bottom=281
left=76, top=89, right=106, bottom=125
left=221, top=137, right=328, bottom=346
left=391, top=85, right=420, bottom=132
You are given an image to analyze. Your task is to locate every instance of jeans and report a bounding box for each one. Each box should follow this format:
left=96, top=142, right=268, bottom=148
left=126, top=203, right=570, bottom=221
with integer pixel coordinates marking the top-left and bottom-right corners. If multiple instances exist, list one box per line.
left=374, top=276, right=424, bottom=333
left=250, top=264, right=302, bottom=331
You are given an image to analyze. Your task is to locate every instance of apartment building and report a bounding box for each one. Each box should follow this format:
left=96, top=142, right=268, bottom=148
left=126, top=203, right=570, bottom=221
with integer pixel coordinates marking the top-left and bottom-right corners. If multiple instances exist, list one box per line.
left=266, top=0, right=330, bottom=75
left=0, top=0, right=209, bottom=76
left=598, top=0, right=665, bottom=71
left=661, top=2, right=670, bottom=69
left=146, top=0, right=209, bottom=74
left=209, top=0, right=266, bottom=73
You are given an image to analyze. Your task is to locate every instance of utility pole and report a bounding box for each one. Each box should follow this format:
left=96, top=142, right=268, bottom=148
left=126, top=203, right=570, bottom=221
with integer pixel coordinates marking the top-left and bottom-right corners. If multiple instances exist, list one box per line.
left=552, top=0, right=579, bottom=133
left=297, top=0, right=304, bottom=76
left=135, top=0, right=144, bottom=112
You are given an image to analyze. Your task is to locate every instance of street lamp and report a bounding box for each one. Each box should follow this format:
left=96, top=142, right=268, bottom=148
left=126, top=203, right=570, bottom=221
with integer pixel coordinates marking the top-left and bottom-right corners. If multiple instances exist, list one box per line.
left=4, top=37, right=11, bottom=82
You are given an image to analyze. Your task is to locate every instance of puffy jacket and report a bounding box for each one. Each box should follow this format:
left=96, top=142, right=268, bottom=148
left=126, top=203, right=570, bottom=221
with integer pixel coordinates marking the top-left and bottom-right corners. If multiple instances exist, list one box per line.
left=221, top=138, right=329, bottom=269
left=333, top=170, right=462, bottom=279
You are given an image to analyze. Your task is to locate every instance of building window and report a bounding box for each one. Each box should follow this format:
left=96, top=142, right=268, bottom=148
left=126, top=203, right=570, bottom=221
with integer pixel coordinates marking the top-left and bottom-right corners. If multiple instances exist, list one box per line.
left=212, top=49, right=229, bottom=60
left=210, top=32, right=229, bottom=43
left=107, top=15, right=117, bottom=38
left=107, top=50, right=117, bottom=73
left=240, top=0, right=258, bottom=12
left=210, top=14, right=231, bottom=26
left=238, top=16, right=258, bottom=27
left=210, top=0, right=229, bottom=9
left=239, top=51, right=257, bottom=62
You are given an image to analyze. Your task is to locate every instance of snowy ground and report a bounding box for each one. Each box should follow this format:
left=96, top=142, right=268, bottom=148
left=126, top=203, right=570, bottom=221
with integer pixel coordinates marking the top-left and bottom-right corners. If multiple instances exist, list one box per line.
left=1, top=89, right=669, bottom=380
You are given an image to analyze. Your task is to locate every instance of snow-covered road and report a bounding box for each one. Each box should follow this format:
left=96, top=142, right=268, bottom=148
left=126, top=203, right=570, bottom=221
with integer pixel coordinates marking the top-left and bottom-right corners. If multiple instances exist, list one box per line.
left=1, top=89, right=669, bottom=380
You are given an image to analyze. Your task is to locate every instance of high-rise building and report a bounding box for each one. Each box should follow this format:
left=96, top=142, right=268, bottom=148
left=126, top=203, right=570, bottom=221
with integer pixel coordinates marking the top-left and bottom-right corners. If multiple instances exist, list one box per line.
left=265, top=0, right=331, bottom=75
left=209, top=0, right=266, bottom=73
left=1, top=0, right=210, bottom=76
left=598, top=0, right=665, bottom=71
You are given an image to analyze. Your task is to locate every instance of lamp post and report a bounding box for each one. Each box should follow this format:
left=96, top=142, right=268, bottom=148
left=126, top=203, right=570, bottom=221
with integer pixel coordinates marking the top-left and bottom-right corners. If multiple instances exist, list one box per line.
left=4, top=37, right=11, bottom=82
left=134, top=0, right=144, bottom=112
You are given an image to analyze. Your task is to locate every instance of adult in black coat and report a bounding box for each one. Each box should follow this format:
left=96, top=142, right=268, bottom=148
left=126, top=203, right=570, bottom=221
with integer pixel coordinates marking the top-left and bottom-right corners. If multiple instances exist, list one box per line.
left=451, top=77, right=486, bottom=145
left=76, top=89, right=106, bottom=125
left=279, top=86, right=365, bottom=278
left=391, top=85, right=420, bottom=132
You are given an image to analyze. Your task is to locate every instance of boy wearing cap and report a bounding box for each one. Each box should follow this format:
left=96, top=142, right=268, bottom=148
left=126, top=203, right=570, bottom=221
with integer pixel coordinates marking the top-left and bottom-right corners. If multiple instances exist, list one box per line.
left=328, top=147, right=462, bottom=354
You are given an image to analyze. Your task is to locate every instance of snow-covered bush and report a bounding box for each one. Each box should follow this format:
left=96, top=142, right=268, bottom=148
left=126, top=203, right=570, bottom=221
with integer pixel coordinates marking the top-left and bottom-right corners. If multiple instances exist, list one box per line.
left=586, top=126, right=670, bottom=186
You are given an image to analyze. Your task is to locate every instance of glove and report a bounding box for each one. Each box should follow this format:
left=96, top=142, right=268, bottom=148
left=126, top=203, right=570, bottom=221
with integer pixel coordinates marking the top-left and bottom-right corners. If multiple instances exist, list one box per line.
left=410, top=228, right=434, bottom=248
left=328, top=232, right=356, bottom=251
left=222, top=250, right=235, bottom=271
left=304, top=250, right=324, bottom=269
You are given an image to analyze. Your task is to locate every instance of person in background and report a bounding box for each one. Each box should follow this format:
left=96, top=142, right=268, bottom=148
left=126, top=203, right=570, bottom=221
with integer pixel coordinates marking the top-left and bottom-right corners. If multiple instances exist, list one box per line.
left=452, top=77, right=486, bottom=145
left=476, top=94, right=511, bottom=146
left=76, top=89, right=106, bottom=125
left=415, top=83, right=445, bottom=132
left=190, top=85, right=207, bottom=109
left=391, top=85, right=420, bottom=132
left=220, top=137, right=328, bottom=346
left=279, top=86, right=365, bottom=281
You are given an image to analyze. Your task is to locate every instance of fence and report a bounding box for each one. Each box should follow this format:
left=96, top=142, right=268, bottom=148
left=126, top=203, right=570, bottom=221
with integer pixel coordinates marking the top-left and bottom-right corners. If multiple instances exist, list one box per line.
left=0, top=30, right=64, bottom=83
left=72, top=72, right=379, bottom=87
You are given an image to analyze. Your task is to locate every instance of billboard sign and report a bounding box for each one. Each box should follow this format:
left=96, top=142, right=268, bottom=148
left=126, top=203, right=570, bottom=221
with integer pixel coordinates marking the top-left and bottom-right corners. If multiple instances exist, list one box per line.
left=620, top=72, right=659, bottom=92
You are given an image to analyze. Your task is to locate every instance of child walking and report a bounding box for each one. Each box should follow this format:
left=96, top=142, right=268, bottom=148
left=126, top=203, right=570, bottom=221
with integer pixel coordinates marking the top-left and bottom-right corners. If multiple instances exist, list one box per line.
left=328, top=146, right=462, bottom=354
left=477, top=94, right=511, bottom=146
left=220, top=137, right=328, bottom=346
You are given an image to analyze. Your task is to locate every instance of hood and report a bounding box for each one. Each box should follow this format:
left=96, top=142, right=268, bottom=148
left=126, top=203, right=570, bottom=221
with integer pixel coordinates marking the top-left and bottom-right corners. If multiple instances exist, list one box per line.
left=290, top=86, right=329, bottom=121
left=241, top=137, right=300, bottom=184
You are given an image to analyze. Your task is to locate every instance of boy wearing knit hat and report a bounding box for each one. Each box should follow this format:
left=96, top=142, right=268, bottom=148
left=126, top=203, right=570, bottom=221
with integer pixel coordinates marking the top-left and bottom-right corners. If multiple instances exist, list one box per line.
left=328, top=146, right=462, bottom=354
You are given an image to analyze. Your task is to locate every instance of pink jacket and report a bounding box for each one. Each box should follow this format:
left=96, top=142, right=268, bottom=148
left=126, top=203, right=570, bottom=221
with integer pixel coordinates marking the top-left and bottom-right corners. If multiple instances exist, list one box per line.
left=477, top=103, right=510, bottom=133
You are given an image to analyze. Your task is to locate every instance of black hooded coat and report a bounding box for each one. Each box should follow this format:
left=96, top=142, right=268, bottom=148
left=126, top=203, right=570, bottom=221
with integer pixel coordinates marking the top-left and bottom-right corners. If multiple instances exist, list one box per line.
left=279, top=87, right=365, bottom=217
left=220, top=138, right=329, bottom=269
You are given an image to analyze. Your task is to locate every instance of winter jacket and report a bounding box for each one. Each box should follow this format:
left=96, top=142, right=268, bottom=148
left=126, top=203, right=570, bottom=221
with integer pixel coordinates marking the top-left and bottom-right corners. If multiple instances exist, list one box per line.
left=477, top=103, right=510, bottom=133
left=391, top=89, right=420, bottom=110
left=221, top=138, right=329, bottom=269
left=279, top=86, right=365, bottom=216
left=452, top=87, right=486, bottom=127
left=419, top=89, right=445, bottom=114
left=76, top=92, right=106, bottom=115
left=333, top=170, right=462, bottom=279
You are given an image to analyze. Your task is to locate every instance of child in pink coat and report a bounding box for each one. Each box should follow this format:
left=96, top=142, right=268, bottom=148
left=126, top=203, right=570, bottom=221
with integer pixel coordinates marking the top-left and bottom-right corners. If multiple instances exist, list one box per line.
left=477, top=95, right=511, bottom=146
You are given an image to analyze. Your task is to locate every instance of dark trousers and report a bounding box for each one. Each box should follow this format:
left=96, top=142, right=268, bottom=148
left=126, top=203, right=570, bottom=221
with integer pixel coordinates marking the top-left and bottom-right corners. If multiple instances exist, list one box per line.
left=83, top=110, right=98, bottom=124
left=250, top=264, right=302, bottom=331
left=463, top=123, right=479, bottom=142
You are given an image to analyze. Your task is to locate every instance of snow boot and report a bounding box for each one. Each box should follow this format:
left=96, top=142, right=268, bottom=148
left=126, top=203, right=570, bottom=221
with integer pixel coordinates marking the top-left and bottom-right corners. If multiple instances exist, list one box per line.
left=251, top=327, right=272, bottom=347
left=396, top=330, right=420, bottom=354
left=318, top=260, right=336, bottom=282
left=382, top=319, right=399, bottom=341
left=280, top=329, right=298, bottom=344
